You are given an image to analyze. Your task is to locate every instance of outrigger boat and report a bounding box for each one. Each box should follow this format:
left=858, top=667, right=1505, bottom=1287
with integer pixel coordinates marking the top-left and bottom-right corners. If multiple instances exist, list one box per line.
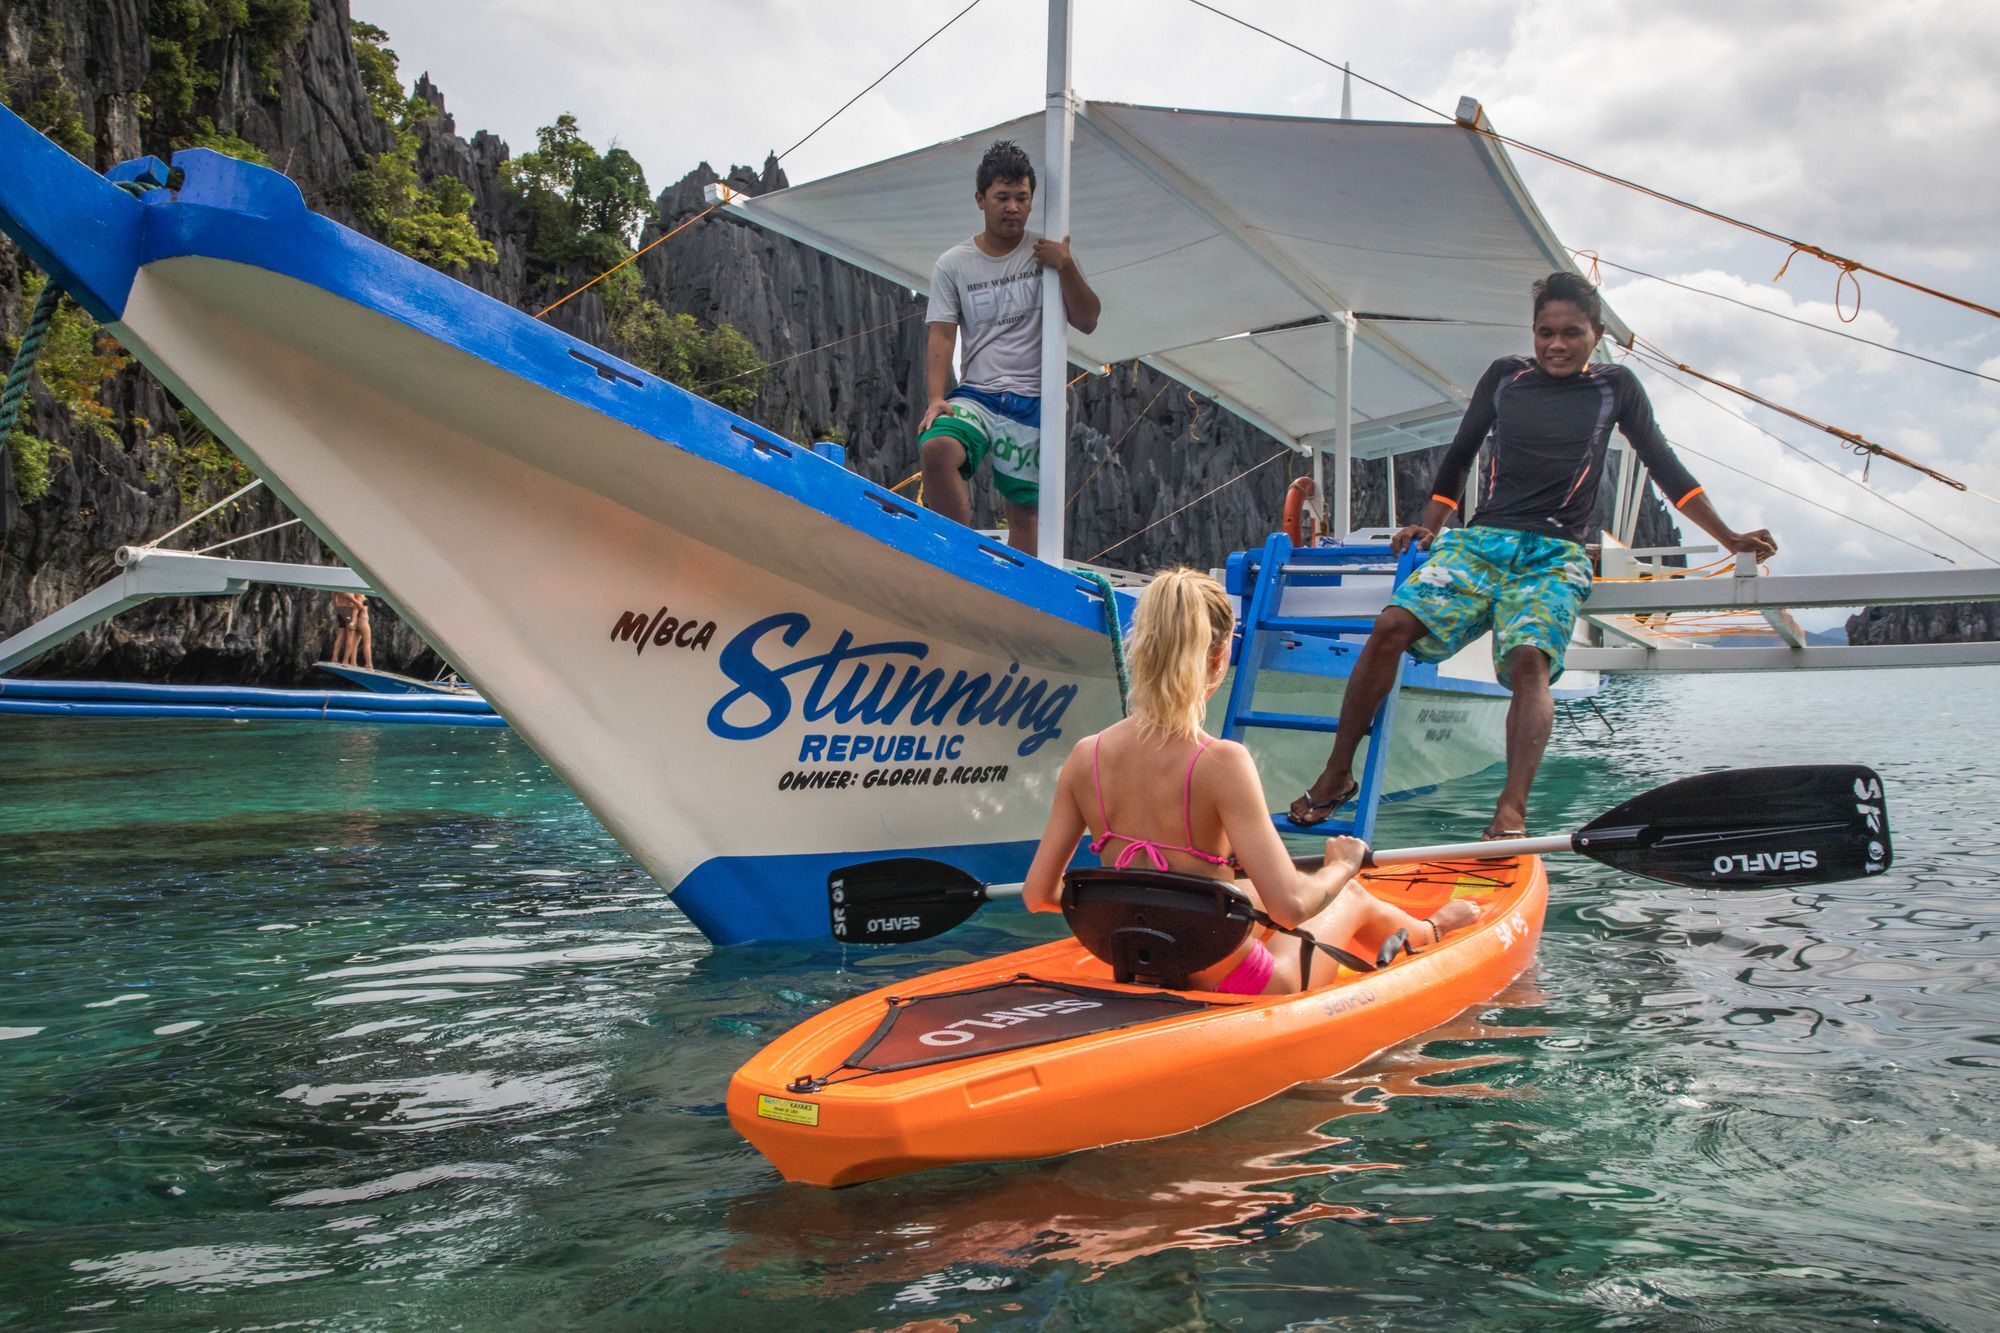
left=1, top=2, right=1989, bottom=949
left=0, top=71, right=1600, bottom=944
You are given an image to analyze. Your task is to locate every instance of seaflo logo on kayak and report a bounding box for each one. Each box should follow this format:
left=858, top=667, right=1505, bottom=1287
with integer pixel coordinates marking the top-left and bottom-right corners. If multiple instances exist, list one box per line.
left=706, top=612, right=1077, bottom=758
left=1712, top=849, right=1819, bottom=875
left=917, top=998, right=1101, bottom=1047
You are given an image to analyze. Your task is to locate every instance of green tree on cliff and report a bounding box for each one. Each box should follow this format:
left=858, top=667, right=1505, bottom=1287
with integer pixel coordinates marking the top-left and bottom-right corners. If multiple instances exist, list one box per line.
left=504, top=115, right=654, bottom=272
left=346, top=22, right=496, bottom=273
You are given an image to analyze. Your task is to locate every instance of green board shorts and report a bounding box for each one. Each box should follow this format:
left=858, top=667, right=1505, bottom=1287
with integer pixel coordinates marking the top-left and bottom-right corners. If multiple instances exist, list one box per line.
left=920, top=393, right=1041, bottom=506
left=1388, top=525, right=1593, bottom=685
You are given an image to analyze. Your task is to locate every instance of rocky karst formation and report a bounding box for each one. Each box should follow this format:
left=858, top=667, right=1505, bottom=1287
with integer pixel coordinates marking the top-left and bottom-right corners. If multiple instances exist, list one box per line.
left=1847, top=601, right=2000, bottom=645
left=0, top=0, right=1684, bottom=684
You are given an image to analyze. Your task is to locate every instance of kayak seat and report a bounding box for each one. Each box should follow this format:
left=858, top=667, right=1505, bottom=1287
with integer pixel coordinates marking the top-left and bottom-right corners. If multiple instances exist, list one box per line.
left=1063, top=867, right=1394, bottom=991
left=1061, top=868, right=1261, bottom=989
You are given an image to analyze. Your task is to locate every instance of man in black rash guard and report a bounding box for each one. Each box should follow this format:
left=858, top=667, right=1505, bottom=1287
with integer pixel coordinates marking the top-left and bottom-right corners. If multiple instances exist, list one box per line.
left=1288, top=271, right=1776, bottom=839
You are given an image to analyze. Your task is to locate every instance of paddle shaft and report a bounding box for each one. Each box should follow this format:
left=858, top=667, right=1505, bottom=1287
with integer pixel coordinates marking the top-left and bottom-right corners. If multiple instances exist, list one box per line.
left=974, top=836, right=1575, bottom=903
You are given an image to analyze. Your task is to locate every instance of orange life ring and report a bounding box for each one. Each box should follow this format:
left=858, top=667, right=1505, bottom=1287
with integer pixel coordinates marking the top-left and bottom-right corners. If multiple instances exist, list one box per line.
left=1282, top=476, right=1315, bottom=545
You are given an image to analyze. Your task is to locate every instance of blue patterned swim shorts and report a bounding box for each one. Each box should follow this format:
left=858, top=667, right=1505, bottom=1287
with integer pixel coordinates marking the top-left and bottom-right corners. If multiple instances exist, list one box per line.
left=1388, top=525, right=1593, bottom=685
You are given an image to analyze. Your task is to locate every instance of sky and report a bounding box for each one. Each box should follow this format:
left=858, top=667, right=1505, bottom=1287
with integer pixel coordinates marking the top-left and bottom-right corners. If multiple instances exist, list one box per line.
left=357, top=1, right=2000, bottom=624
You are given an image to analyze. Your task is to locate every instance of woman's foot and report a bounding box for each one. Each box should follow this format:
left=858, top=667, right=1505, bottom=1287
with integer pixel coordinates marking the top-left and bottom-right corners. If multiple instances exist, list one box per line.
left=1287, top=774, right=1359, bottom=827
left=1420, top=899, right=1482, bottom=945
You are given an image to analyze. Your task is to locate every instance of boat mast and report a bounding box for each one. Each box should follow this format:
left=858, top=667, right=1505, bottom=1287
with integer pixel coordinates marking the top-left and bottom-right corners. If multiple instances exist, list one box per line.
left=1327, top=63, right=1356, bottom=543
left=1036, top=0, right=1076, bottom=565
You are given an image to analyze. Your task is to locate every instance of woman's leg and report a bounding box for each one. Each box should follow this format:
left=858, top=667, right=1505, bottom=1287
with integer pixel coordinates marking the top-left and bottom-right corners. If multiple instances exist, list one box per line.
left=1266, top=884, right=1483, bottom=993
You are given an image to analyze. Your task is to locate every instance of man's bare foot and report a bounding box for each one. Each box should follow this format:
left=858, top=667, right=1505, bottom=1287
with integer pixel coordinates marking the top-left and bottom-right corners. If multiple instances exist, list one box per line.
left=1421, top=899, right=1482, bottom=944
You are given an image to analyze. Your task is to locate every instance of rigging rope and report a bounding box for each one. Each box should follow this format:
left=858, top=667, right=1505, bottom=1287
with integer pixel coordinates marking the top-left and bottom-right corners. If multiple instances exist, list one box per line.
left=0, top=279, right=63, bottom=442
left=1183, top=0, right=2000, bottom=324
left=536, top=0, right=989, bottom=322
left=695, top=309, right=924, bottom=394
left=1091, top=444, right=1293, bottom=563
left=142, top=476, right=266, bottom=550
left=1067, top=373, right=1173, bottom=509
left=1077, top=569, right=1130, bottom=716
left=1578, top=251, right=2000, bottom=386
left=1608, top=341, right=1980, bottom=564
left=1628, top=337, right=1996, bottom=507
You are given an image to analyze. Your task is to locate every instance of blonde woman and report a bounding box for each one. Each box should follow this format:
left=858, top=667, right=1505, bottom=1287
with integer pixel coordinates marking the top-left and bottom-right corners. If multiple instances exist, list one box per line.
left=1023, top=569, right=1479, bottom=995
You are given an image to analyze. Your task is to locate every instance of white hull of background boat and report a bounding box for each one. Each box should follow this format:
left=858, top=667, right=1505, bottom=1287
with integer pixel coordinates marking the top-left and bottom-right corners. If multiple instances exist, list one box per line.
left=0, top=118, right=1529, bottom=944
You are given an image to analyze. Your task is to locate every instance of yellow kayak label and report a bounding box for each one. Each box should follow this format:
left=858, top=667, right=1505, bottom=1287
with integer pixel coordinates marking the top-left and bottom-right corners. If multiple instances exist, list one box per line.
left=756, top=1094, right=820, bottom=1127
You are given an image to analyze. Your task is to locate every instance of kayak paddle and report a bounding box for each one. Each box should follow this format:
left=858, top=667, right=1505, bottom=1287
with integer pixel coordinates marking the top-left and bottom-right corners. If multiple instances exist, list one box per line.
left=827, top=765, right=1891, bottom=946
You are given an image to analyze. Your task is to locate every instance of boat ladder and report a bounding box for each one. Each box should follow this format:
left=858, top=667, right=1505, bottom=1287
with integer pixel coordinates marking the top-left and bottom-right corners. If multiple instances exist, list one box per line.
left=1219, top=534, right=1422, bottom=844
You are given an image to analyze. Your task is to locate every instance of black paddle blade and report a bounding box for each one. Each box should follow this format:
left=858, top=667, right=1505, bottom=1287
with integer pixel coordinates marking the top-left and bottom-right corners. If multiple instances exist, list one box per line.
left=829, top=858, right=987, bottom=945
left=1573, top=765, right=1891, bottom=889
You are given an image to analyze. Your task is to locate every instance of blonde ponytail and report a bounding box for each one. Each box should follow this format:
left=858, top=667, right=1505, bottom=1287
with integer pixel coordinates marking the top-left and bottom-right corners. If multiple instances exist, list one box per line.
left=1125, top=568, right=1235, bottom=741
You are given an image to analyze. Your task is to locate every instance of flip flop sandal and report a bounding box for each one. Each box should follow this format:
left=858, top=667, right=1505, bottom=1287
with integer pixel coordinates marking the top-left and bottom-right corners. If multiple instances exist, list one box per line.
left=1480, top=827, right=1528, bottom=841
left=1286, top=777, right=1359, bottom=827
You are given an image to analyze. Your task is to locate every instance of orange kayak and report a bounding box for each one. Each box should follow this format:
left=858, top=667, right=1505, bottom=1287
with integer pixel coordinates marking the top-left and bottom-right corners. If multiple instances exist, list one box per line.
left=729, top=855, right=1547, bottom=1186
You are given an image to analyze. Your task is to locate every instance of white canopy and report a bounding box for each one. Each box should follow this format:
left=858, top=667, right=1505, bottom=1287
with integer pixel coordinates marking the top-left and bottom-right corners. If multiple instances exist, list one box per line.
left=717, top=99, right=1628, bottom=460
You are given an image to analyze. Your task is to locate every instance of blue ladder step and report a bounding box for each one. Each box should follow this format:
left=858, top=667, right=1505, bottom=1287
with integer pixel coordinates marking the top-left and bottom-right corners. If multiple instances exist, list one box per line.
left=1258, top=616, right=1377, bottom=636
left=1230, top=709, right=1341, bottom=734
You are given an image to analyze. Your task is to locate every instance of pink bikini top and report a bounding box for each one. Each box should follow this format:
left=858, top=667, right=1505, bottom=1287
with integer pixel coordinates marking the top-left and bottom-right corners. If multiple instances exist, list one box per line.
left=1089, top=736, right=1239, bottom=871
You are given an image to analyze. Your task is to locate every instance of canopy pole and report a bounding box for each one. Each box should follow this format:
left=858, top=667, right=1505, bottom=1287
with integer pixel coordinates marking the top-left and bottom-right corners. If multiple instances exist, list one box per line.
left=1333, top=311, right=1354, bottom=541
left=1384, top=452, right=1398, bottom=527
left=1036, top=0, right=1075, bottom=566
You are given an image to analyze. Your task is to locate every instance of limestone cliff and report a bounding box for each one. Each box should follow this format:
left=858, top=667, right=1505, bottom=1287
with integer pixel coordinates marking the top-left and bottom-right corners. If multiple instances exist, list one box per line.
left=1847, top=602, right=2000, bottom=644
left=0, top=0, right=1682, bottom=685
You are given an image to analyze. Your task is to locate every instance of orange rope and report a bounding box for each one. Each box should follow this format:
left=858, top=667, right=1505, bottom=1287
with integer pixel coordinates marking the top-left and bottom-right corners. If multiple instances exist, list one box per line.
left=534, top=203, right=720, bottom=320
left=1575, top=250, right=2000, bottom=385
left=694, top=308, right=923, bottom=394
left=1608, top=343, right=1982, bottom=564
left=1091, top=444, right=1293, bottom=562
left=1593, top=551, right=1739, bottom=584
left=1067, top=372, right=1173, bottom=509
left=1629, top=337, right=1989, bottom=500
left=1183, top=0, right=2000, bottom=324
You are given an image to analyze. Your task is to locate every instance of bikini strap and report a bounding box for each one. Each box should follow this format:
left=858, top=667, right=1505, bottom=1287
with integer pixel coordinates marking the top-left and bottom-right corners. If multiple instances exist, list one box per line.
left=1089, top=736, right=1112, bottom=846
left=1183, top=738, right=1212, bottom=851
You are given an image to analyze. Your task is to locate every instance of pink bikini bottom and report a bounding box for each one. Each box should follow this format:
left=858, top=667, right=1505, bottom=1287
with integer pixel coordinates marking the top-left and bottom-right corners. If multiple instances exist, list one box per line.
left=1212, top=938, right=1277, bottom=995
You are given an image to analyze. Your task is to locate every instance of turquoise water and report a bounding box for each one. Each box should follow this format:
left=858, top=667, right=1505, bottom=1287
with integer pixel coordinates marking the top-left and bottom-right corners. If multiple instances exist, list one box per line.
left=2, top=669, right=1997, bottom=1330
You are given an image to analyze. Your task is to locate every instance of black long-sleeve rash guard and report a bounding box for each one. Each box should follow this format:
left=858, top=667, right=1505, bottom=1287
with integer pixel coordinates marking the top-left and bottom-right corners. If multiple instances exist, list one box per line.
left=1428, top=356, right=1703, bottom=547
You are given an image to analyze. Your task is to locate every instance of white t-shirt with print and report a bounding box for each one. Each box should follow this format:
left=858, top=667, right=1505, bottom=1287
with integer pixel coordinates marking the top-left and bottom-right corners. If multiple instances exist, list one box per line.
left=925, top=232, right=1044, bottom=397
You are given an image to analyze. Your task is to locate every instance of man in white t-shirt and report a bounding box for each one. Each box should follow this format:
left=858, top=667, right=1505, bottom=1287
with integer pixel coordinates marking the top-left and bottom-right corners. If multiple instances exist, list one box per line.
left=919, top=140, right=1101, bottom=553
